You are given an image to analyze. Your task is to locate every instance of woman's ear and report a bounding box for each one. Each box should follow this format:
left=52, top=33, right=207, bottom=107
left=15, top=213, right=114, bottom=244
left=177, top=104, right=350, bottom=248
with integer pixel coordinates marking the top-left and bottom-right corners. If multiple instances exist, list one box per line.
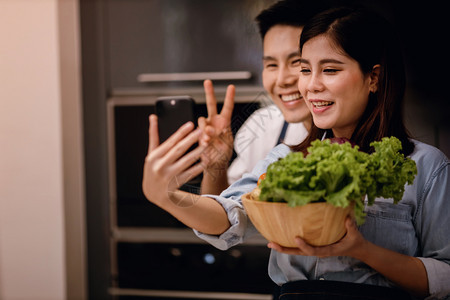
left=369, top=64, right=381, bottom=93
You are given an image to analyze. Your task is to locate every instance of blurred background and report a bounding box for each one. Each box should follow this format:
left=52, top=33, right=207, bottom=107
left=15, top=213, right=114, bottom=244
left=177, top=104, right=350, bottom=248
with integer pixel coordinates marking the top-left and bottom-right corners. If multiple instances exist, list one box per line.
left=1, top=0, right=448, bottom=299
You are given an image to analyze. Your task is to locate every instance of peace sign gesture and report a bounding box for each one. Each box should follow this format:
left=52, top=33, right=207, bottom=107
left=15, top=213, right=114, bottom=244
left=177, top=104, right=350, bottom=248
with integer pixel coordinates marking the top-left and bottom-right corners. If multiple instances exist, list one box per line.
left=198, top=79, right=235, bottom=194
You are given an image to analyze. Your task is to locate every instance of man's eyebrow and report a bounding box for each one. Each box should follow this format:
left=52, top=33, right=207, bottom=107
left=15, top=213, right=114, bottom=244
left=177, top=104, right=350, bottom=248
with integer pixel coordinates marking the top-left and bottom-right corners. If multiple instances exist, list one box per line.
left=262, top=51, right=300, bottom=61
left=287, top=51, right=301, bottom=59
left=262, top=55, right=275, bottom=61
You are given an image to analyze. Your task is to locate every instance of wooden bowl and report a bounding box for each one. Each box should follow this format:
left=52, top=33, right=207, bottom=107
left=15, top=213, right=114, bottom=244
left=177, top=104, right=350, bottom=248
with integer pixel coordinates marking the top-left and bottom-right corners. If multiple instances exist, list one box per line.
left=242, top=192, right=353, bottom=247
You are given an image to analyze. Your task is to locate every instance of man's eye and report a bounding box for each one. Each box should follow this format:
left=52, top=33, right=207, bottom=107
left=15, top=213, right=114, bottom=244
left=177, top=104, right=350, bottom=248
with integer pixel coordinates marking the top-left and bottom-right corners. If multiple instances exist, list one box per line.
left=324, top=69, right=338, bottom=73
left=291, top=59, right=301, bottom=66
left=300, top=69, right=311, bottom=74
left=265, top=64, right=277, bottom=69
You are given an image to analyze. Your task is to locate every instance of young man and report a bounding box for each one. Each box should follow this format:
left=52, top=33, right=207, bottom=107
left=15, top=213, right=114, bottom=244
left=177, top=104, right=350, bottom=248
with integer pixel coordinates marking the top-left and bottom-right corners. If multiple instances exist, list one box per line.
left=199, top=0, right=338, bottom=194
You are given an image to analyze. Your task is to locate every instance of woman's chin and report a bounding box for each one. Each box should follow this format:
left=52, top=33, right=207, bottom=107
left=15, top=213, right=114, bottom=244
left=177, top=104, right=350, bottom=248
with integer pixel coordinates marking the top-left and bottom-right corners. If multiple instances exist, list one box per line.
left=312, top=121, right=332, bottom=130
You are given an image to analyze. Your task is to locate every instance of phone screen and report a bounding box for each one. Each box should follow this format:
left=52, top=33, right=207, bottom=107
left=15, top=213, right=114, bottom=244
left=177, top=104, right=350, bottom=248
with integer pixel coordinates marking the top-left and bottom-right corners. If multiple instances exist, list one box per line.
left=155, top=96, right=196, bottom=143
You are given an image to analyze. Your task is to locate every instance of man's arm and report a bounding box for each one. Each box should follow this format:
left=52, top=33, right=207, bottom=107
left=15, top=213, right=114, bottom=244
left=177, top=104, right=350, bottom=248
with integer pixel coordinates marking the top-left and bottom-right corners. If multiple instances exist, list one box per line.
left=201, top=164, right=230, bottom=195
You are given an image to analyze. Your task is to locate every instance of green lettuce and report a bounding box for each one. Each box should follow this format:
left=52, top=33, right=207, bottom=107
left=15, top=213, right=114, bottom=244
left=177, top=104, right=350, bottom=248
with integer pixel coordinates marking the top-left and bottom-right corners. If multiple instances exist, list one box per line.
left=258, top=137, right=417, bottom=224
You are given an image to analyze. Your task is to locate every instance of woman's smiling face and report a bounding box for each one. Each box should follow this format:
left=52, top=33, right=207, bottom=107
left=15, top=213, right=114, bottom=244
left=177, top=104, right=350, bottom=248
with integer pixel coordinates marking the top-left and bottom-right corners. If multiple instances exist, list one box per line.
left=298, top=35, right=375, bottom=139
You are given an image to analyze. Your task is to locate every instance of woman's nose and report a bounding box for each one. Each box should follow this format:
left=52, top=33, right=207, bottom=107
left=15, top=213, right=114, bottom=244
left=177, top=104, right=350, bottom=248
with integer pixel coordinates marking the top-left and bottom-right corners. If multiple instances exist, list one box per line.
left=306, top=73, right=324, bottom=92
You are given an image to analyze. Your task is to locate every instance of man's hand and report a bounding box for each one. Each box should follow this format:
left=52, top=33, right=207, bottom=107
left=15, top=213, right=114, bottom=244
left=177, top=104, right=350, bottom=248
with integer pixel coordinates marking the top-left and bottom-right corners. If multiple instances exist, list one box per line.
left=199, top=80, right=235, bottom=194
left=198, top=80, right=235, bottom=169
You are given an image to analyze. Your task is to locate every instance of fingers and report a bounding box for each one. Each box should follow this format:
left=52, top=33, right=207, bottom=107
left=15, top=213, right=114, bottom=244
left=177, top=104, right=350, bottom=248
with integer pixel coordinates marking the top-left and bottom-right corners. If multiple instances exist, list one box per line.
left=157, top=121, right=195, bottom=153
left=148, top=121, right=199, bottom=171
left=198, top=116, right=207, bottom=130
left=268, top=238, right=330, bottom=257
left=203, top=79, right=235, bottom=121
left=268, top=218, right=363, bottom=258
left=220, top=84, right=235, bottom=120
left=345, top=216, right=357, bottom=229
left=166, top=143, right=206, bottom=189
left=144, top=126, right=205, bottom=191
left=199, top=115, right=228, bottom=147
left=178, top=163, right=204, bottom=185
left=163, top=127, right=202, bottom=165
left=204, top=79, right=218, bottom=118
left=172, top=147, right=205, bottom=183
left=294, top=237, right=318, bottom=256
left=197, top=117, right=210, bottom=146
left=268, top=242, right=306, bottom=256
left=148, top=114, right=160, bottom=154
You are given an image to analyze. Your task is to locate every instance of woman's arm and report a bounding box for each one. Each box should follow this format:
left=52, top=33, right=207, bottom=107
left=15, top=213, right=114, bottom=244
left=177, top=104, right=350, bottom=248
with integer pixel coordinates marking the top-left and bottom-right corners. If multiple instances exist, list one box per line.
left=154, top=190, right=231, bottom=235
left=351, top=236, right=429, bottom=298
left=269, top=218, right=429, bottom=298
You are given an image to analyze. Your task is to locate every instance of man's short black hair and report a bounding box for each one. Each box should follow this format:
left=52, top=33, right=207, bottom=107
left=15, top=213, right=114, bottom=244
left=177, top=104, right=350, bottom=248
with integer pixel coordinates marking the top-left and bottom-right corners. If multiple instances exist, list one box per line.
left=255, top=0, right=349, bottom=39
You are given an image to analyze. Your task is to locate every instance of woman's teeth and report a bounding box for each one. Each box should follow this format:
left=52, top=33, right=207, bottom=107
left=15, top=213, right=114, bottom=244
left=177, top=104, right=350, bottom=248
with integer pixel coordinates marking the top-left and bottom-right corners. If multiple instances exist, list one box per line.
left=281, top=93, right=302, bottom=102
left=312, top=101, right=333, bottom=108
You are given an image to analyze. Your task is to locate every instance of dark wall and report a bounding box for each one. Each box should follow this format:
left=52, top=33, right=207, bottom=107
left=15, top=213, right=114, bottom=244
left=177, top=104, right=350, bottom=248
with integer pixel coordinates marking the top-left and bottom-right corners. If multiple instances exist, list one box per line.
left=391, top=1, right=450, bottom=155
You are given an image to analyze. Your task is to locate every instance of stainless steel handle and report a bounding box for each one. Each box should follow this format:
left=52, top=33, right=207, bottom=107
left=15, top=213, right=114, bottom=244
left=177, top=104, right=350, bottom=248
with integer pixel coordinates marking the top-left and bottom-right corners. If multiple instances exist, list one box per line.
left=137, top=71, right=252, bottom=82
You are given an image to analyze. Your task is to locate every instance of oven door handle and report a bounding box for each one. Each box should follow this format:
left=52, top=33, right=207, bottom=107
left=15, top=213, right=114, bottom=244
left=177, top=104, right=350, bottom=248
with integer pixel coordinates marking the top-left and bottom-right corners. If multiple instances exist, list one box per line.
left=137, top=71, right=252, bottom=82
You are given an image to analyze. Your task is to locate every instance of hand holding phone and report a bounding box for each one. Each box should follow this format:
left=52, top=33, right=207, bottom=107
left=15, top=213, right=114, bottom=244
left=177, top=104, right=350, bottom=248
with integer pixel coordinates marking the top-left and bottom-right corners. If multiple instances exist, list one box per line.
left=155, top=96, right=202, bottom=187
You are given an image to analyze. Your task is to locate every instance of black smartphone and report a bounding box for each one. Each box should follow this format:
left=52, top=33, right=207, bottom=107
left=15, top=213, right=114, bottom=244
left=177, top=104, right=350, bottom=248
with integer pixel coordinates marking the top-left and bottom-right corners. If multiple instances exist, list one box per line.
left=155, top=96, right=202, bottom=189
left=155, top=96, right=196, bottom=143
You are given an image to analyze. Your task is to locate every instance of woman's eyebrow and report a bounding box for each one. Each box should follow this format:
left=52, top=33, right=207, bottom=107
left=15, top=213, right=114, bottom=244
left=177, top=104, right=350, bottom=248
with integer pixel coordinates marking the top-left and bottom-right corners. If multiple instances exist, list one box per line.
left=319, top=58, right=344, bottom=64
left=300, top=58, right=344, bottom=65
left=299, top=58, right=310, bottom=64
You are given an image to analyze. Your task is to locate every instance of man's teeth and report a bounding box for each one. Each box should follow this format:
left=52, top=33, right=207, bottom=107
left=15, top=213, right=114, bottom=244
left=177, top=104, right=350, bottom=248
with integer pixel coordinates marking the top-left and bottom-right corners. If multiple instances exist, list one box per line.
left=313, top=101, right=333, bottom=107
left=281, top=93, right=302, bottom=102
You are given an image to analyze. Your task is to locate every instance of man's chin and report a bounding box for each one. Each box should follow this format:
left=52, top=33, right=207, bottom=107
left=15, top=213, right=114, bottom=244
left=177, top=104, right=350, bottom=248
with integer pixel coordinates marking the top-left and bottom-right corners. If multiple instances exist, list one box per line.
left=282, top=112, right=310, bottom=124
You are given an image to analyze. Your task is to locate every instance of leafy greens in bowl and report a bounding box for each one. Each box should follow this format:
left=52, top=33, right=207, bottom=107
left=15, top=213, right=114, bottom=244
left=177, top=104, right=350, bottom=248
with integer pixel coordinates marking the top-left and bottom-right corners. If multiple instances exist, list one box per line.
left=257, top=136, right=417, bottom=225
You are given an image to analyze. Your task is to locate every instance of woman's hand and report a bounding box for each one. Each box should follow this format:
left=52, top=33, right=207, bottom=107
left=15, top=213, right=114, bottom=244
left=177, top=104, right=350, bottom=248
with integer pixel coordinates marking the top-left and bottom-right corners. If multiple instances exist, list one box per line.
left=142, top=114, right=232, bottom=235
left=142, top=114, right=205, bottom=207
left=268, top=217, right=429, bottom=297
left=268, top=217, right=368, bottom=258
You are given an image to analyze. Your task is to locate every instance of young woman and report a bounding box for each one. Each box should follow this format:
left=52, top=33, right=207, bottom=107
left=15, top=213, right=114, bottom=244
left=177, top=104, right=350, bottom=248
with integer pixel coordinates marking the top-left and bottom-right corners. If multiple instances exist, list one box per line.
left=142, top=7, right=450, bottom=299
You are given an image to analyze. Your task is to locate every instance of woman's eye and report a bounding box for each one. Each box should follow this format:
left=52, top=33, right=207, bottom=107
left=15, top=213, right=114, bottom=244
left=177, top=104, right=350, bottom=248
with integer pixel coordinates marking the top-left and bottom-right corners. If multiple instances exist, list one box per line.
left=300, top=68, right=311, bottom=74
left=265, top=63, right=277, bottom=69
left=324, top=68, right=339, bottom=74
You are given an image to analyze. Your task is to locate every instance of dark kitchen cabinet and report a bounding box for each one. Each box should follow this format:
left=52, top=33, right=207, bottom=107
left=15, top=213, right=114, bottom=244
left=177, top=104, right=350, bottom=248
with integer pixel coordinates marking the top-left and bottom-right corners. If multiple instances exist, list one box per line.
left=106, top=0, right=276, bottom=90
left=116, top=242, right=274, bottom=294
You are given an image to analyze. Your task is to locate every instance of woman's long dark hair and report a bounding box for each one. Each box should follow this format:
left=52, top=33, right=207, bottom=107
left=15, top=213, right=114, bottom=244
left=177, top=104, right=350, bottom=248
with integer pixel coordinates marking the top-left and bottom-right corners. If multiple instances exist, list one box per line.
left=292, top=7, right=414, bottom=155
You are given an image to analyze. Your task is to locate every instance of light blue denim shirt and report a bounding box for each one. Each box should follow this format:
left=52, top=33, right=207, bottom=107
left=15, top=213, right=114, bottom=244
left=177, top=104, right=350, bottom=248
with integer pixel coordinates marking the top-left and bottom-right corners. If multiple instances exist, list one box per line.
left=195, top=140, right=450, bottom=299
